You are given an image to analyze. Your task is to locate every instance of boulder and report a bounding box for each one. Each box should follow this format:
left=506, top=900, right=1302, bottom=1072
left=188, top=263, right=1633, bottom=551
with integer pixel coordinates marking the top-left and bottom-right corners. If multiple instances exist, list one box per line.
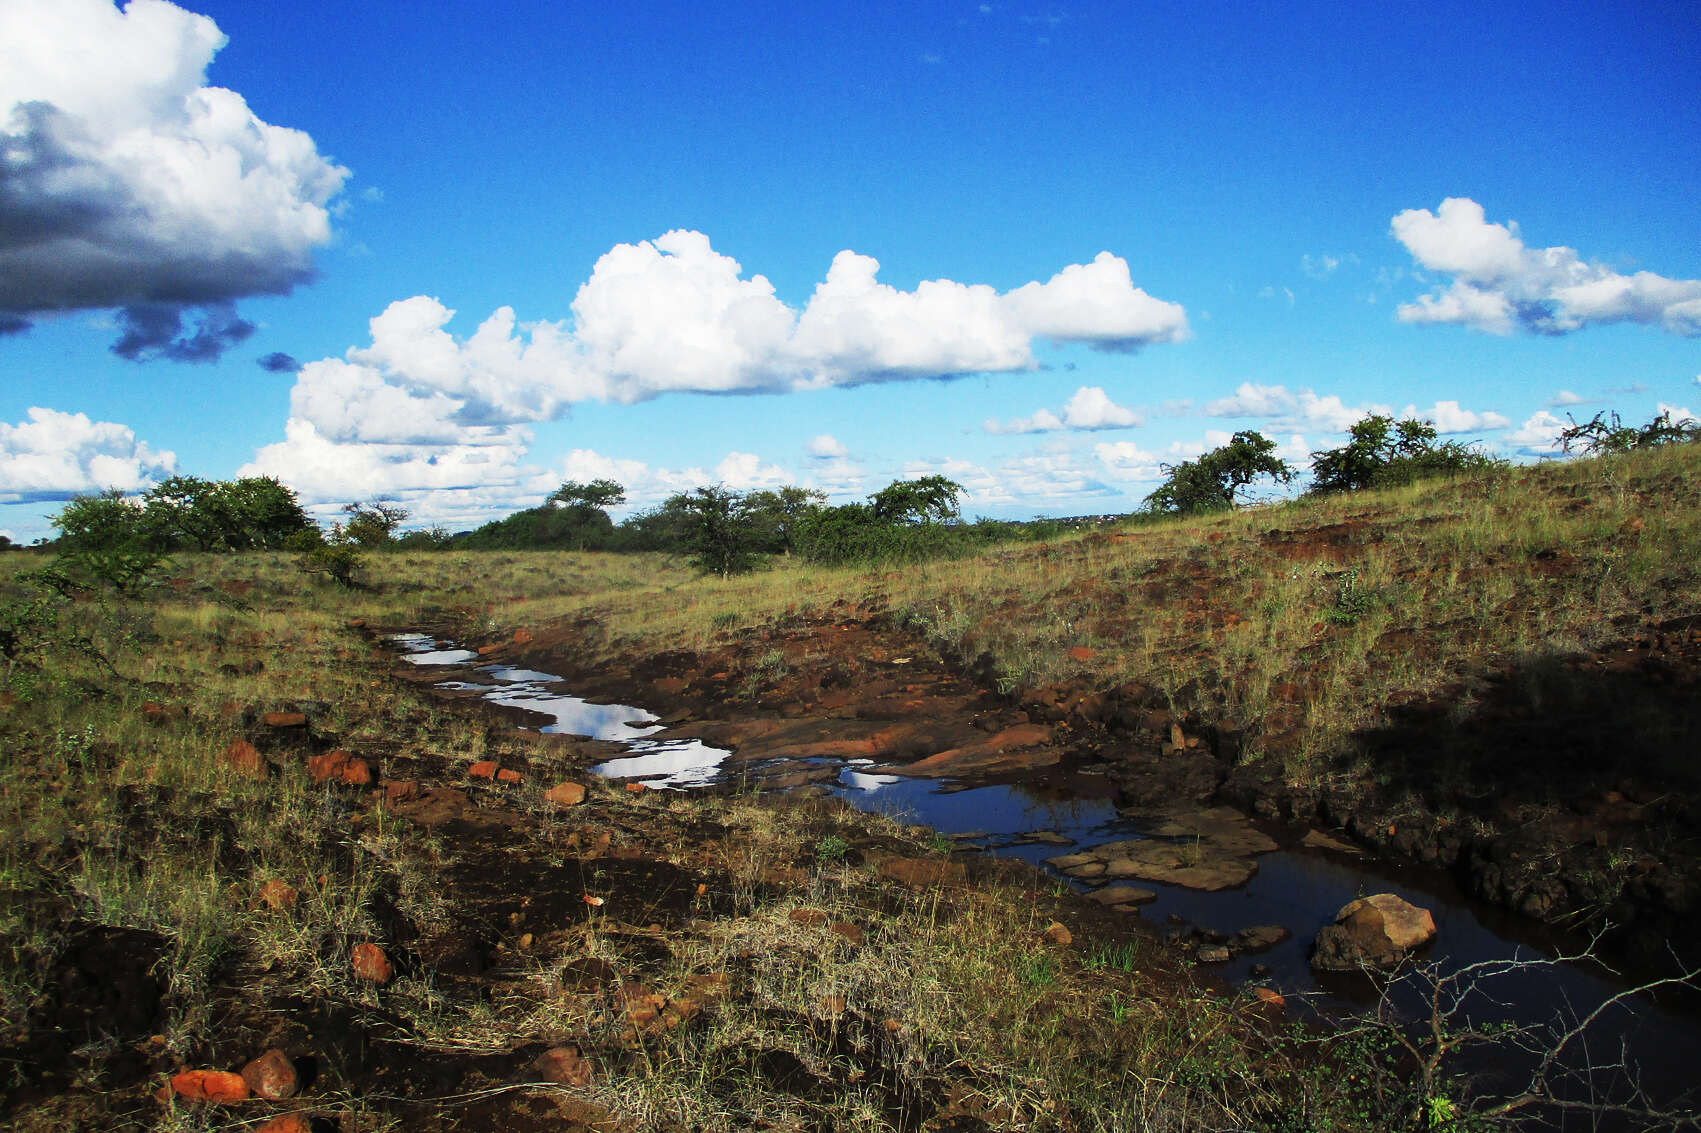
left=545, top=781, right=587, bottom=808
left=1311, top=893, right=1436, bottom=971
left=351, top=942, right=393, bottom=985
left=1235, top=924, right=1290, bottom=953
left=535, top=1044, right=594, bottom=1087
left=262, top=711, right=307, bottom=728
left=168, top=1069, right=250, bottom=1103
left=467, top=760, right=499, bottom=780
left=239, top=1048, right=298, bottom=1100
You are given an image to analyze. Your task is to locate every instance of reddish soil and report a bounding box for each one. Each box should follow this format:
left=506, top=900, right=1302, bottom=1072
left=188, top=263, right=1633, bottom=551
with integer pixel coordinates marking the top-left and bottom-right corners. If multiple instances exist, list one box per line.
left=494, top=598, right=1701, bottom=964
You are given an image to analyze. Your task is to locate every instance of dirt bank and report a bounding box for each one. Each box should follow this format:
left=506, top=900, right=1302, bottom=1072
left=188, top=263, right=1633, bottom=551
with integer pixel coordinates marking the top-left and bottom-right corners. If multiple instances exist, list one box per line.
left=491, top=601, right=1701, bottom=964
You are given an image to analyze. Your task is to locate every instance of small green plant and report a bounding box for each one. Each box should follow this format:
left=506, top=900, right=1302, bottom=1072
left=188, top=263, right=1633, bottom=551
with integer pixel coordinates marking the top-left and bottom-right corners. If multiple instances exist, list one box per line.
left=1018, top=952, right=1059, bottom=987
left=710, top=610, right=741, bottom=631
left=814, top=834, right=850, bottom=864
left=1085, top=941, right=1140, bottom=972
left=1325, top=566, right=1378, bottom=625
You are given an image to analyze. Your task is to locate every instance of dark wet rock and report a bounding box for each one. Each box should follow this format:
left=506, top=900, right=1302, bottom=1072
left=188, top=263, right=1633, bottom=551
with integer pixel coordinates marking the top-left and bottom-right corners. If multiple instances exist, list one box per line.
left=1311, top=893, right=1436, bottom=971
left=1196, top=944, right=1231, bottom=963
left=1301, top=828, right=1362, bottom=855
left=1234, top=924, right=1290, bottom=953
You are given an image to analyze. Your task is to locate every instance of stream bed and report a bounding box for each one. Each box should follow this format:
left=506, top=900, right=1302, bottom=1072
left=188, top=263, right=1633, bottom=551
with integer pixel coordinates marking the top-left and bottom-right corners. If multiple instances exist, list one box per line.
left=392, top=632, right=1700, bottom=1114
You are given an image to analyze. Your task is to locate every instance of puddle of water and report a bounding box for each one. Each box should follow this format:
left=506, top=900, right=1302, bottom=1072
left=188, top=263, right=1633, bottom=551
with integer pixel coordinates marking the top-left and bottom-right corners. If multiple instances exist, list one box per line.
left=392, top=633, right=728, bottom=788
left=389, top=631, right=1701, bottom=1113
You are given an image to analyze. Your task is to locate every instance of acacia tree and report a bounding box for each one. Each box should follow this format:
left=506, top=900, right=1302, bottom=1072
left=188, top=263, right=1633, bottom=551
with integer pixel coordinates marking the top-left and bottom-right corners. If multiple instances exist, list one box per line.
left=341, top=501, right=408, bottom=548
left=678, top=486, right=759, bottom=577
left=1558, top=409, right=1700, bottom=455
left=870, top=475, right=964, bottom=525
left=1144, top=431, right=1292, bottom=514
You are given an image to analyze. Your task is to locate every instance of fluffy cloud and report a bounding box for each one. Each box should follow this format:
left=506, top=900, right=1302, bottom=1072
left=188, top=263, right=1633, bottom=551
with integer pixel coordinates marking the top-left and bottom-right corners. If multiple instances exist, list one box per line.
left=238, top=418, right=537, bottom=509
left=806, top=434, right=848, bottom=459
left=1503, top=410, right=1569, bottom=455
left=0, top=406, right=176, bottom=502
left=1203, top=382, right=1378, bottom=433
left=1548, top=390, right=1586, bottom=407
left=280, top=232, right=1187, bottom=445
left=1093, top=440, right=1165, bottom=482
left=1398, top=400, right=1510, bottom=433
left=0, top=0, right=347, bottom=354
left=1391, top=198, right=1701, bottom=337
left=986, top=386, right=1143, bottom=434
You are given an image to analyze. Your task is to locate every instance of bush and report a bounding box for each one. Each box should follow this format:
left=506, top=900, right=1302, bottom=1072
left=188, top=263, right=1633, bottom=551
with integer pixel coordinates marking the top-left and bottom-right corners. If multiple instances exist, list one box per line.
left=1310, top=416, right=1505, bottom=495
left=1558, top=409, right=1701, bottom=456
left=296, top=543, right=364, bottom=588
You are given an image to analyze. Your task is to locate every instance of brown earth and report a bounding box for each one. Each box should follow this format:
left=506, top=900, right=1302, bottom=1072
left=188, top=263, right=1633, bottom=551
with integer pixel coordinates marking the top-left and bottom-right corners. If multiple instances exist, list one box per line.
left=487, top=594, right=1701, bottom=962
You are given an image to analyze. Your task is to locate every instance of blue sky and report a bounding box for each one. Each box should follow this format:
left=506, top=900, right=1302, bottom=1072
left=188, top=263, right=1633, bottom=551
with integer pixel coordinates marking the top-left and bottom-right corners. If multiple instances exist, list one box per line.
left=3, top=0, right=1698, bottom=541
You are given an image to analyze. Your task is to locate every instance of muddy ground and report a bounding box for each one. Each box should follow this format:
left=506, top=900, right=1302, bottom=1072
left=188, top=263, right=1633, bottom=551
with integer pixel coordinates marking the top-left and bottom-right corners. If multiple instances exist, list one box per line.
left=498, top=599, right=1701, bottom=967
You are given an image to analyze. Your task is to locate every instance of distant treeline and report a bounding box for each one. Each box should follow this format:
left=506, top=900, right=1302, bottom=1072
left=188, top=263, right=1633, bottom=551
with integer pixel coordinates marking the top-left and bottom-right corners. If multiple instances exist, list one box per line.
left=29, top=408, right=1695, bottom=578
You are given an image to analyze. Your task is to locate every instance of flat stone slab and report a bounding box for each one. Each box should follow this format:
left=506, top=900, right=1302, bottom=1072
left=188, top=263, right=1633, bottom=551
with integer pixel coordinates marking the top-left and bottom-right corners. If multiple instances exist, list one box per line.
left=1086, top=885, right=1157, bottom=906
left=1048, top=806, right=1275, bottom=892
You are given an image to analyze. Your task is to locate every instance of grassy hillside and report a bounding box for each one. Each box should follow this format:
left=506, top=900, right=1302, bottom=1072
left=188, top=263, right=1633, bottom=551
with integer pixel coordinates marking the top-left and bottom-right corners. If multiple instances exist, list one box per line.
left=1, top=441, right=1697, bottom=1130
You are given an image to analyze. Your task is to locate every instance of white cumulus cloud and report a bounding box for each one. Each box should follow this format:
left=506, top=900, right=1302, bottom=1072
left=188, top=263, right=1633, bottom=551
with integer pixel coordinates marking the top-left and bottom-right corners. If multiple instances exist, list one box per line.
left=986, top=386, right=1144, bottom=434
left=276, top=232, right=1188, bottom=446
left=0, top=0, right=348, bottom=355
left=1398, top=400, right=1511, bottom=433
left=1203, top=382, right=1379, bottom=433
left=1391, top=198, right=1701, bottom=337
left=1503, top=410, right=1569, bottom=455
left=0, top=407, right=176, bottom=502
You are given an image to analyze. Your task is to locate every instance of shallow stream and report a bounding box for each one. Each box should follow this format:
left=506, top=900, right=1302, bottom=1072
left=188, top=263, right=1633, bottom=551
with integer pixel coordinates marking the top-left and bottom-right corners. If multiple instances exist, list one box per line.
left=392, top=632, right=1700, bottom=1114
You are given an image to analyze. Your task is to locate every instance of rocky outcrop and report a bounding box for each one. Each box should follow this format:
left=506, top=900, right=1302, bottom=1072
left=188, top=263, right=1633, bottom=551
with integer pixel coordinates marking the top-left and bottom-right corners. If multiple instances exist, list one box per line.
left=1311, top=893, right=1436, bottom=971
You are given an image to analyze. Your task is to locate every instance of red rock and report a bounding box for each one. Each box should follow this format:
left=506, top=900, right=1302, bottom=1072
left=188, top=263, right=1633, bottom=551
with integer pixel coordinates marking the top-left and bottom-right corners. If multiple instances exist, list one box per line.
left=545, top=781, right=586, bottom=808
left=1044, top=921, right=1073, bottom=946
left=1252, top=986, right=1286, bottom=1009
left=511, top=628, right=533, bottom=645
left=257, top=879, right=298, bottom=910
left=306, top=750, right=351, bottom=783
left=477, top=643, right=505, bottom=655
left=535, top=1044, right=594, bottom=1087
left=788, top=908, right=829, bottom=928
left=256, top=1115, right=314, bottom=1133
left=829, top=921, right=865, bottom=946
left=169, top=1069, right=250, bottom=1103
left=1067, top=646, right=1097, bottom=662
left=624, top=781, right=647, bottom=793
left=263, top=711, right=308, bottom=728
left=351, top=942, right=393, bottom=985
left=381, top=779, right=419, bottom=802
left=337, top=757, right=372, bottom=786
left=467, top=760, right=498, bottom=780
left=496, top=768, right=523, bottom=784
left=223, top=740, right=265, bottom=779
left=239, top=1048, right=298, bottom=1100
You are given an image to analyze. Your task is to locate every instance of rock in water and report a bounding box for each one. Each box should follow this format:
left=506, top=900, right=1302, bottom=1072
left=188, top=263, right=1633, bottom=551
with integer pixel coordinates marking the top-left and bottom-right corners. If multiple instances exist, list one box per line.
left=1311, top=893, right=1436, bottom=971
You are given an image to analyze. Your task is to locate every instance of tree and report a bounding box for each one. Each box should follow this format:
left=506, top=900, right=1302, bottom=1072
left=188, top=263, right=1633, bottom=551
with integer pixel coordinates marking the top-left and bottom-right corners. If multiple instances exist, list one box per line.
left=342, top=501, right=408, bottom=548
left=548, top=479, right=626, bottom=512
left=1309, top=416, right=1505, bottom=495
left=1144, top=431, right=1293, bottom=515
left=678, top=486, right=759, bottom=577
left=51, top=489, right=146, bottom=550
left=742, top=486, right=826, bottom=554
left=870, top=476, right=964, bottom=525
left=1558, top=409, right=1700, bottom=456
